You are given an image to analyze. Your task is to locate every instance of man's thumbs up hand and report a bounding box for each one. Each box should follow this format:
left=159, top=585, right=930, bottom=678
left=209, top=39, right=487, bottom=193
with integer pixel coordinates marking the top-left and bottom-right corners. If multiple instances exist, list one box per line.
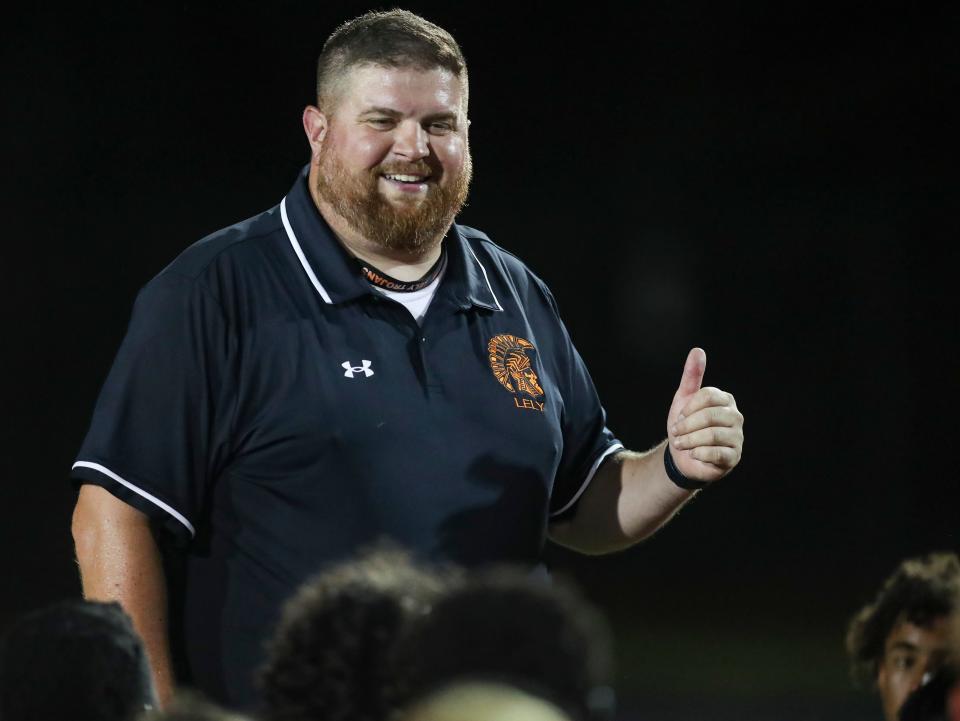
left=666, top=348, right=744, bottom=484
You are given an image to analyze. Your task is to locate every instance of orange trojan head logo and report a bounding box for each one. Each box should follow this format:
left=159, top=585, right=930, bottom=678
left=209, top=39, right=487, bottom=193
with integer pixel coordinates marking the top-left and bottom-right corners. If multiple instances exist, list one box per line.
left=488, top=334, right=545, bottom=399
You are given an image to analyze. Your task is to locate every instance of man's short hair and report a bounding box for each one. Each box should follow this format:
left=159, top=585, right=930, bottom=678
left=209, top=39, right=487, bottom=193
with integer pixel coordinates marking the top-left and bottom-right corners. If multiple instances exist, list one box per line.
left=316, top=9, right=468, bottom=111
left=393, top=567, right=615, bottom=721
left=846, top=551, right=960, bottom=685
left=258, top=545, right=458, bottom=721
left=0, top=599, right=155, bottom=721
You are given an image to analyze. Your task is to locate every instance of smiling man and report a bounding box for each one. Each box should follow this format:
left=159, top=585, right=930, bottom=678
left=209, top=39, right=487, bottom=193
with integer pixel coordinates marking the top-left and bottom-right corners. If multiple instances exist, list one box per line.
left=308, top=62, right=472, bottom=258
left=846, top=552, right=960, bottom=721
left=69, top=9, right=744, bottom=711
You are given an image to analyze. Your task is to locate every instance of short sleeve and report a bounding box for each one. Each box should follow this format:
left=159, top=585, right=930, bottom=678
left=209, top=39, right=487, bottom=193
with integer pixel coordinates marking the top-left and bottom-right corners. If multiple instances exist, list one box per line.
left=544, top=290, right=623, bottom=519
left=70, top=273, right=236, bottom=543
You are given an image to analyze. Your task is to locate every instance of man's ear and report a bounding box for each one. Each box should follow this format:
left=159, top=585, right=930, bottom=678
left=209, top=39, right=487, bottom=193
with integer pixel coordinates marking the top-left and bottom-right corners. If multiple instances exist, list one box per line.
left=302, top=106, right=329, bottom=163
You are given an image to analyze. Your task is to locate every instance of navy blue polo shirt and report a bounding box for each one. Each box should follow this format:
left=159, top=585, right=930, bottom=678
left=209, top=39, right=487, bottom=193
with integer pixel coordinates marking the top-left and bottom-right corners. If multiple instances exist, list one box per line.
left=71, top=167, right=622, bottom=708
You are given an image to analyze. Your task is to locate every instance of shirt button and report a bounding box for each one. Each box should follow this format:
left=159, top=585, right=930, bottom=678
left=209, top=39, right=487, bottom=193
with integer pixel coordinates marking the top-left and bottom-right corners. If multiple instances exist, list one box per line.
left=421, top=336, right=427, bottom=343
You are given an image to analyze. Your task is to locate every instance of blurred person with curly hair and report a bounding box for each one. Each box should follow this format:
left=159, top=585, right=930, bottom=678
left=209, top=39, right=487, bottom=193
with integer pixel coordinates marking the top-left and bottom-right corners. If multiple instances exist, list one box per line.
left=257, top=545, right=458, bottom=721
left=393, top=566, right=615, bottom=721
left=846, top=552, right=960, bottom=721
left=0, top=599, right=156, bottom=721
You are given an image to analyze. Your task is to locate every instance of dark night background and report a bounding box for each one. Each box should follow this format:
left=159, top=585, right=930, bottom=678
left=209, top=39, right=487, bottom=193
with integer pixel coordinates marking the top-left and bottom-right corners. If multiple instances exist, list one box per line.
left=3, top=2, right=957, bottom=720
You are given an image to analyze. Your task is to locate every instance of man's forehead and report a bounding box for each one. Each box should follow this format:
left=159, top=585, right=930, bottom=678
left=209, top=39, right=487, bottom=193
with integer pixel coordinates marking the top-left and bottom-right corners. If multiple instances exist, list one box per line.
left=336, top=63, right=466, bottom=113
left=885, top=616, right=950, bottom=651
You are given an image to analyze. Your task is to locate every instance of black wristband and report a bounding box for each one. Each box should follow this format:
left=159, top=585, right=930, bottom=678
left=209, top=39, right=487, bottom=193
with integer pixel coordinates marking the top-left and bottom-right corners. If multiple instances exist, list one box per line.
left=664, top=444, right=709, bottom=491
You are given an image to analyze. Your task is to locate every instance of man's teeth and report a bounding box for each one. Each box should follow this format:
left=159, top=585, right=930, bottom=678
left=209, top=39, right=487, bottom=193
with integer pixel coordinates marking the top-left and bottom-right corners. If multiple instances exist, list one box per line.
left=385, top=174, right=426, bottom=183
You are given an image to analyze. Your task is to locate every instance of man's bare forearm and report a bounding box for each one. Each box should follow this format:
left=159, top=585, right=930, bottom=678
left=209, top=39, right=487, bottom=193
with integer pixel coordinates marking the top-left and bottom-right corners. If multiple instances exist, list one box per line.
left=72, top=485, right=175, bottom=707
left=550, top=348, right=744, bottom=555
left=549, top=443, right=695, bottom=554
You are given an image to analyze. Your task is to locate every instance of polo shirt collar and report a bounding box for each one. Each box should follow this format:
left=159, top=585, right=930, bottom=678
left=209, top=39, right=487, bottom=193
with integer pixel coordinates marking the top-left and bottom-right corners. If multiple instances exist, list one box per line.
left=280, top=166, right=371, bottom=304
left=279, top=166, right=502, bottom=312
left=446, top=224, right=504, bottom=312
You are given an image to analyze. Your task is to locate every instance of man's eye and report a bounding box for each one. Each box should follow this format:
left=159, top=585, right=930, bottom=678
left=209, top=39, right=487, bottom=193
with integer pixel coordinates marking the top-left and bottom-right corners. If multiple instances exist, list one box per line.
left=367, top=118, right=395, bottom=128
left=427, top=122, right=453, bottom=134
left=891, top=654, right=916, bottom=671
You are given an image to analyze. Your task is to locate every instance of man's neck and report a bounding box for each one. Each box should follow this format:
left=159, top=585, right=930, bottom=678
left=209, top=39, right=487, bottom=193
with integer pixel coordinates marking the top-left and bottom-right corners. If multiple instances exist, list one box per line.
left=337, top=227, right=443, bottom=282
left=309, top=170, right=444, bottom=282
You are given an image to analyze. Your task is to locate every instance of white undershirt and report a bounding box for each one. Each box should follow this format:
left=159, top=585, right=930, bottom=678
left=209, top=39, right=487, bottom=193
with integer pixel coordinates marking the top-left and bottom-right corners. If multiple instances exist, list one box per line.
left=370, top=263, right=446, bottom=324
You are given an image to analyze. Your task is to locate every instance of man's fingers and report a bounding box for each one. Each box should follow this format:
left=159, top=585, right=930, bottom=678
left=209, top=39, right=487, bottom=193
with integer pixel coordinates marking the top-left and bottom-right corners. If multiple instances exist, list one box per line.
left=675, top=347, right=706, bottom=399
left=688, top=445, right=739, bottom=468
left=672, top=401, right=742, bottom=435
left=672, top=426, right=741, bottom=451
left=677, top=386, right=737, bottom=418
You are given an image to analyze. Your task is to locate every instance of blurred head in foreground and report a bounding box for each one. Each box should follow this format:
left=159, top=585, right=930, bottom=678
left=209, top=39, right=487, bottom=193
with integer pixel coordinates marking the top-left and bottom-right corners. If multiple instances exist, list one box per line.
left=140, top=692, right=252, bottom=721
left=258, top=544, right=459, bottom=721
left=0, top=599, right=156, bottom=721
left=394, top=566, right=615, bottom=721
left=846, top=552, right=960, bottom=721
left=398, top=681, right=574, bottom=721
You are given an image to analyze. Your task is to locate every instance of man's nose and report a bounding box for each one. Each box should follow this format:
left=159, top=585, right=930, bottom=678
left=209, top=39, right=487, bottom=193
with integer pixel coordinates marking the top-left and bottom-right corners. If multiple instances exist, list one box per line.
left=392, top=120, right=429, bottom=160
left=911, top=656, right=940, bottom=691
left=909, top=667, right=926, bottom=692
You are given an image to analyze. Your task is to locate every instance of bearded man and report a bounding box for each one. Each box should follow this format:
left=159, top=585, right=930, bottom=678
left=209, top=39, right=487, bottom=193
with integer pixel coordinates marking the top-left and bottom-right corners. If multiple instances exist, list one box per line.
left=70, top=9, right=744, bottom=712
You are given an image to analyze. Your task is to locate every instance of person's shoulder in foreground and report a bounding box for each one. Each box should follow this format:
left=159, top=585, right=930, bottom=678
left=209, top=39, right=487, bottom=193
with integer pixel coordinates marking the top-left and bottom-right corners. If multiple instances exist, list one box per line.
left=140, top=692, right=253, bottom=721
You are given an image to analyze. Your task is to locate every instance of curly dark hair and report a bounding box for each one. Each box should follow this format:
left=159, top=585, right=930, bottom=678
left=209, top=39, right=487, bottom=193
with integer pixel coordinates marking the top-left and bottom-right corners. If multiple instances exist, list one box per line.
left=393, top=566, right=615, bottom=721
left=316, top=9, right=468, bottom=111
left=257, top=544, right=459, bottom=721
left=845, top=551, right=960, bottom=686
left=0, top=599, right=155, bottom=721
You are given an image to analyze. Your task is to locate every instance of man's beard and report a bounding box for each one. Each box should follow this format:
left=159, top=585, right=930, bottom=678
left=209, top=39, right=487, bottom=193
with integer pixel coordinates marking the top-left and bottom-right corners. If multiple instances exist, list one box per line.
left=315, top=148, right=472, bottom=254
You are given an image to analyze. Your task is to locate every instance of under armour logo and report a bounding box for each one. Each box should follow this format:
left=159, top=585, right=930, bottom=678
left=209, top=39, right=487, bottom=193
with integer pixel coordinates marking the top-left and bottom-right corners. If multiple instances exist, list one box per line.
left=342, top=360, right=374, bottom=378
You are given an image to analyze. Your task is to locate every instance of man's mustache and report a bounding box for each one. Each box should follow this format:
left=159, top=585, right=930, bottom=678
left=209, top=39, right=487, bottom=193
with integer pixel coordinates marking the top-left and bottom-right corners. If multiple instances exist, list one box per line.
left=376, top=162, right=434, bottom=178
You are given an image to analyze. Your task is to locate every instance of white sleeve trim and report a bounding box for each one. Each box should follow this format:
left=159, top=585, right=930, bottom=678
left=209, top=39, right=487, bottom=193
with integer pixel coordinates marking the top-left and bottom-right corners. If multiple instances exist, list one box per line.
left=72, top=461, right=196, bottom=538
left=549, top=442, right=625, bottom=518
